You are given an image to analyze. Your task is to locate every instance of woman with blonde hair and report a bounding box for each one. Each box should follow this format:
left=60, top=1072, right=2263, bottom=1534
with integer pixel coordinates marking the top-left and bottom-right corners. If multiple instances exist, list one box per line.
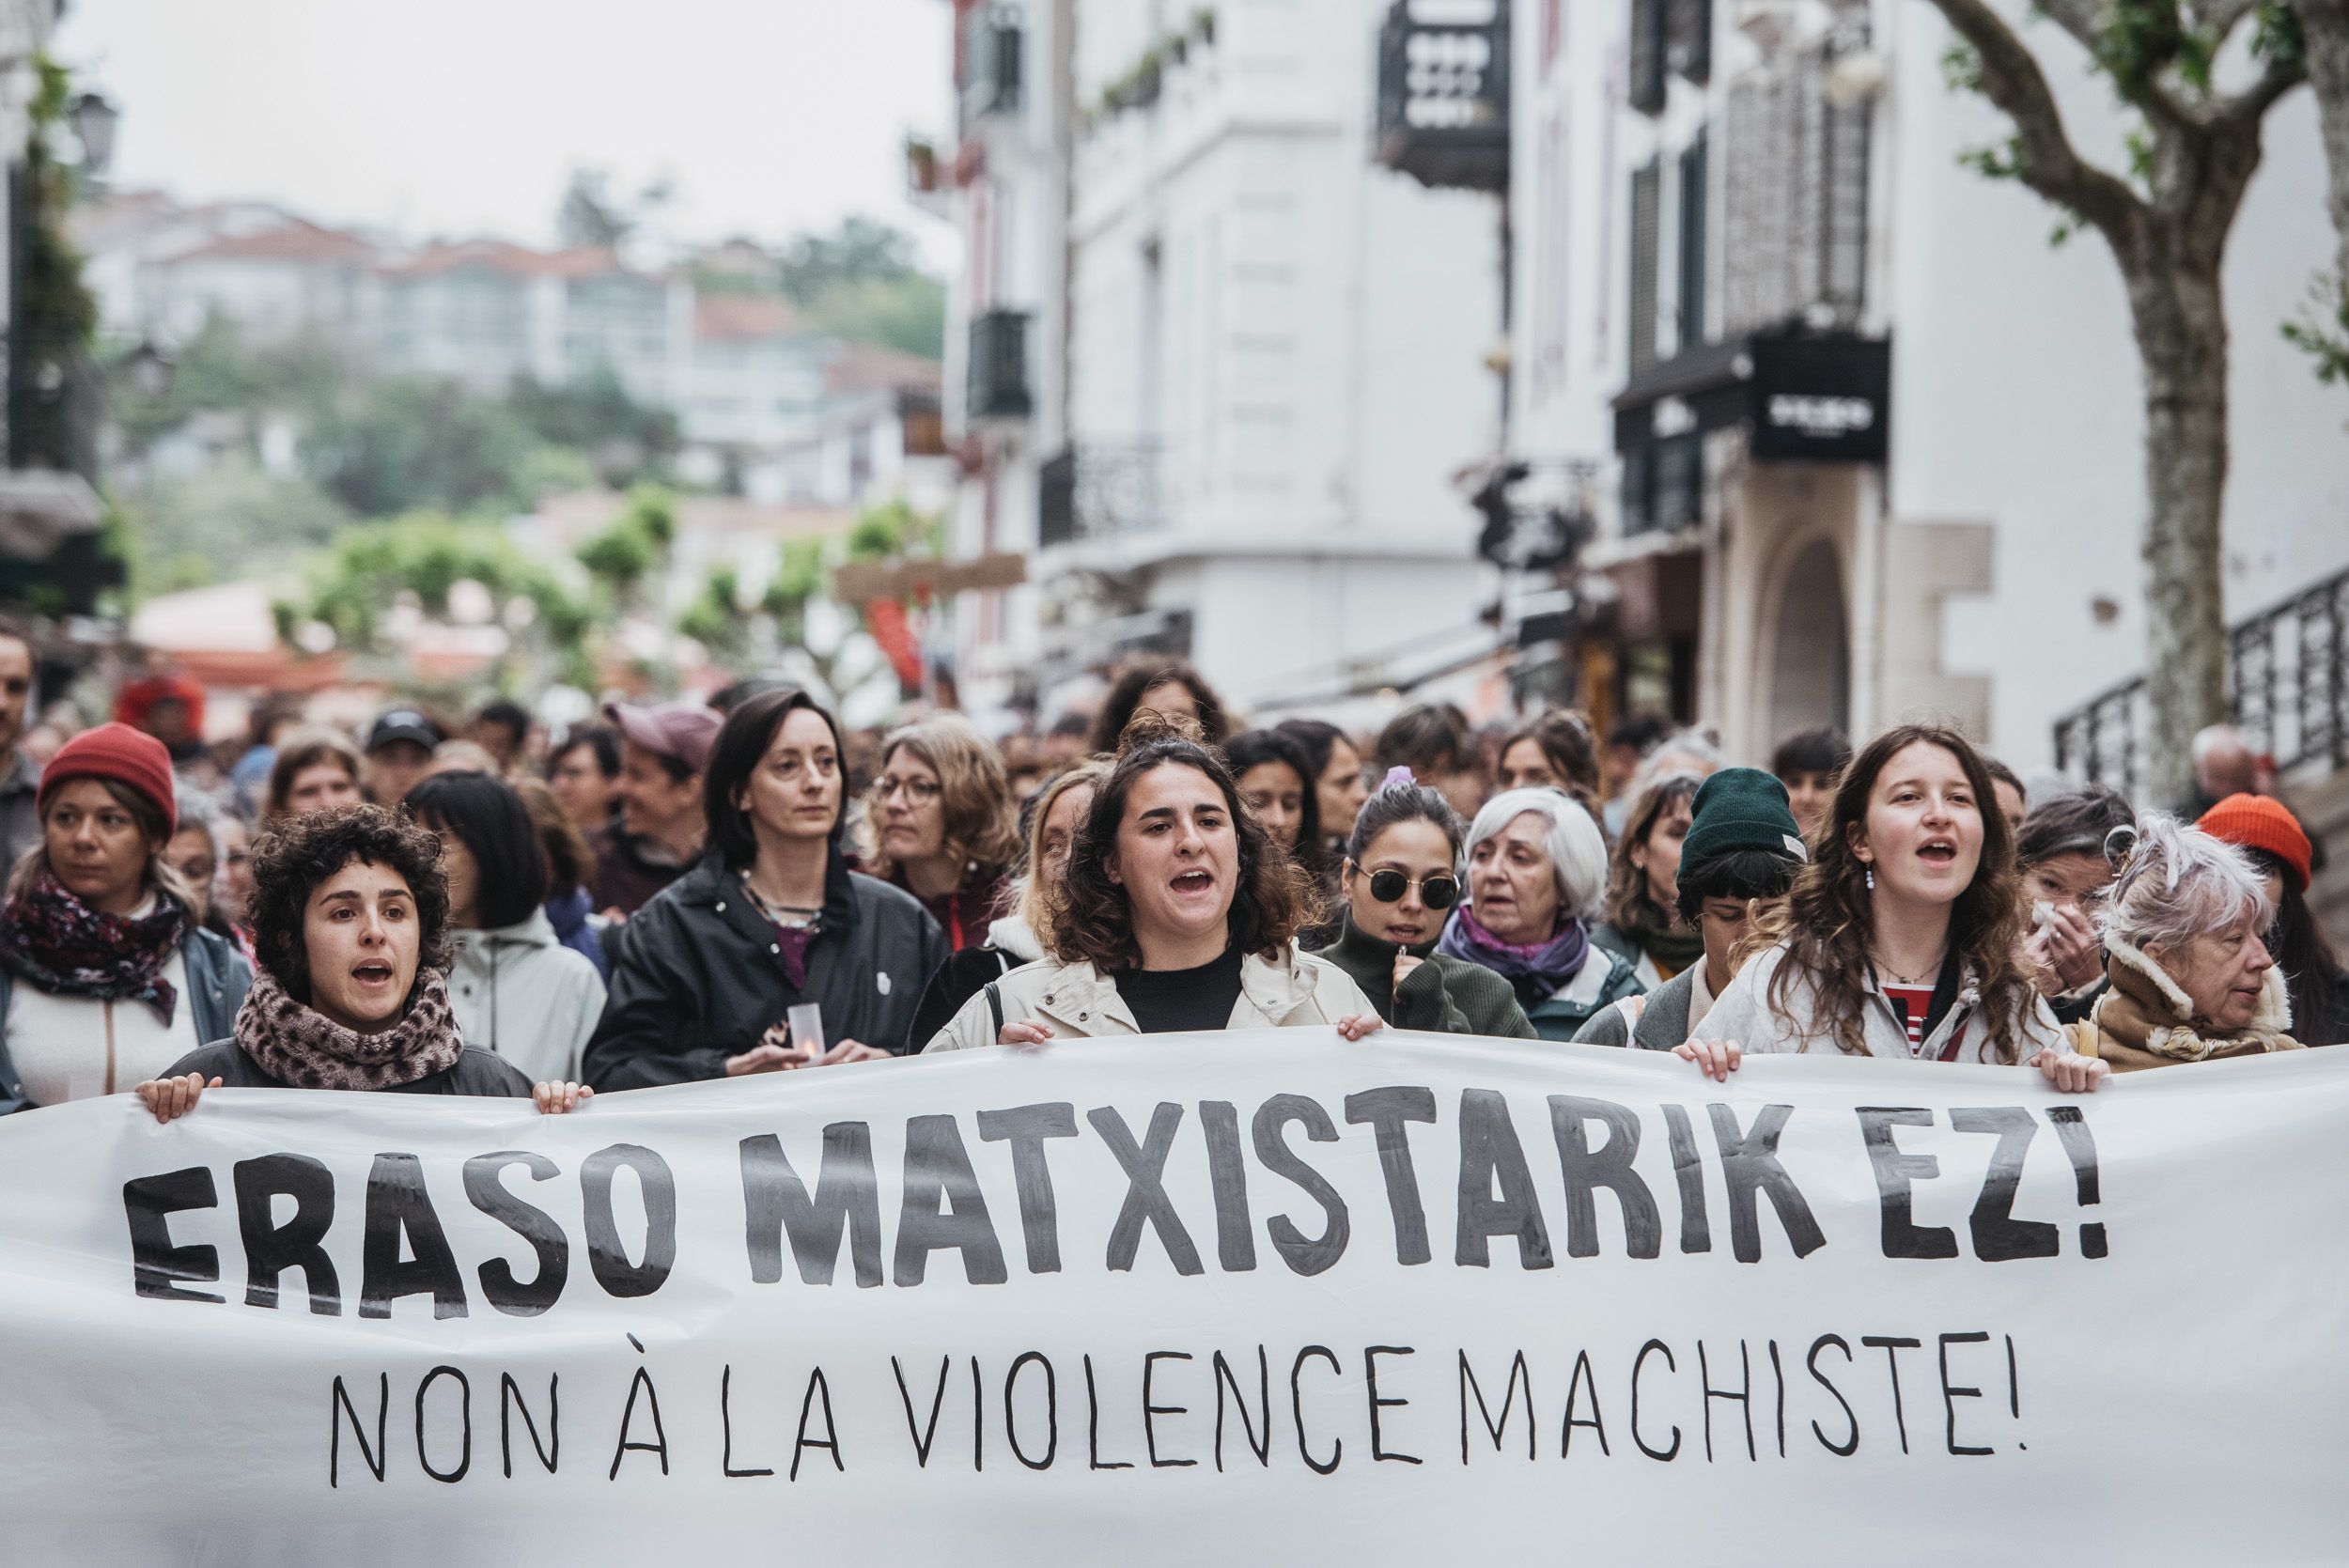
left=907, top=759, right=1112, bottom=1048
left=864, top=712, right=1020, bottom=952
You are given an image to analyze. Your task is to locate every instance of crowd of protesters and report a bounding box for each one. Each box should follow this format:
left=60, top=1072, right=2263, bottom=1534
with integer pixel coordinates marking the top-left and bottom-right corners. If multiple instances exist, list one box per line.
left=0, top=614, right=2338, bottom=1128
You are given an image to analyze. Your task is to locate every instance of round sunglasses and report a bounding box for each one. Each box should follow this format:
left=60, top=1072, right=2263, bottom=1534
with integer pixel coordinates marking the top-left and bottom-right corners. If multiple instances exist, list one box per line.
left=1348, top=860, right=1461, bottom=909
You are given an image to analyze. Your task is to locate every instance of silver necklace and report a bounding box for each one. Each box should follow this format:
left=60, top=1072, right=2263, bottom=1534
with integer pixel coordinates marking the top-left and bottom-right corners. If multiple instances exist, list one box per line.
left=739, top=870, right=821, bottom=928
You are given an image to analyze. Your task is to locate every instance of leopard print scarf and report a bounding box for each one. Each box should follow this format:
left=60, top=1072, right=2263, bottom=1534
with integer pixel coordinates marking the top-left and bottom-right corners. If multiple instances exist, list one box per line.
left=233, top=966, right=463, bottom=1090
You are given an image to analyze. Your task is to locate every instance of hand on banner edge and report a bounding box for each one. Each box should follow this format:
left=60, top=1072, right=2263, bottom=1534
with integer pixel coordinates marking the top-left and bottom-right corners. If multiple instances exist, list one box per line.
left=2031, top=1048, right=2108, bottom=1094
left=1675, top=1038, right=1742, bottom=1081
left=134, top=1073, right=221, bottom=1124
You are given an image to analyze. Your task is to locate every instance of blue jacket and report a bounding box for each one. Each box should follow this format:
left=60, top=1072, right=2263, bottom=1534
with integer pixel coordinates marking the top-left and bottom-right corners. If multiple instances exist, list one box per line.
left=0, top=926, right=253, bottom=1114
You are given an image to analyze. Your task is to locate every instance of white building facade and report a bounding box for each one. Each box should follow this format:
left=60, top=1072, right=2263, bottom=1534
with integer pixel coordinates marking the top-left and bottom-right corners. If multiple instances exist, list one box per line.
left=1505, top=0, right=2349, bottom=773
left=940, top=0, right=1509, bottom=722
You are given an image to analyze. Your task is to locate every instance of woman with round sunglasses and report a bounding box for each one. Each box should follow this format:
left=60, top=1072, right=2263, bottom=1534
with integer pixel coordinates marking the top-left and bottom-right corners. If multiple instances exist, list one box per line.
left=1310, top=768, right=1534, bottom=1036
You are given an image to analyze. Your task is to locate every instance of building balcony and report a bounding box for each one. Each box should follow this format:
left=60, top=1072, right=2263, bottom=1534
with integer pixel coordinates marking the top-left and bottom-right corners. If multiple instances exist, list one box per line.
left=1038, top=442, right=1163, bottom=550
left=959, top=9, right=1023, bottom=126
left=966, top=309, right=1033, bottom=422
left=1373, top=0, right=1509, bottom=194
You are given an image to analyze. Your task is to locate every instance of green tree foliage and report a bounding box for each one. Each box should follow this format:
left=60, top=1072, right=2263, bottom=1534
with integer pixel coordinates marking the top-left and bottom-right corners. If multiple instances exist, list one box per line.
left=288, top=513, right=597, bottom=689
left=711, top=216, right=948, bottom=359
left=11, top=56, right=98, bottom=474
left=305, top=377, right=539, bottom=519
left=115, top=460, right=350, bottom=599
left=574, top=485, right=678, bottom=612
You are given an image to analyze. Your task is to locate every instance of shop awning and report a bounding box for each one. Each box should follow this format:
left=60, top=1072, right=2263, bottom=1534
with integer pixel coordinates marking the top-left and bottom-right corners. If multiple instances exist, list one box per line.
left=0, top=469, right=104, bottom=560
left=1611, top=327, right=1890, bottom=465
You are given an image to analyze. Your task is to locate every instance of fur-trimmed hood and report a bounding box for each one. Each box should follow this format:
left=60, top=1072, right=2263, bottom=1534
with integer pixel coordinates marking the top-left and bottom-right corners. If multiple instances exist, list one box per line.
left=2086, top=935, right=2298, bottom=1066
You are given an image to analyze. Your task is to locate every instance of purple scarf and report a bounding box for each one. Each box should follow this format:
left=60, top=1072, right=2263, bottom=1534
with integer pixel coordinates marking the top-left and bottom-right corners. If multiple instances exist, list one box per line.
left=0, top=875, right=188, bottom=1024
left=1437, top=904, right=1591, bottom=999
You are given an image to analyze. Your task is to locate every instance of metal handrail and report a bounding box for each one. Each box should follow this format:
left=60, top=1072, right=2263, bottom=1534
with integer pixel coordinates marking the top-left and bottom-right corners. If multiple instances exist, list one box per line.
left=2052, top=566, right=2349, bottom=796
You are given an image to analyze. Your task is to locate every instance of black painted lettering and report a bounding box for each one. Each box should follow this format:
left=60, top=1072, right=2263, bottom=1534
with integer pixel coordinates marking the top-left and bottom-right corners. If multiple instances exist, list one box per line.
left=1252, top=1094, right=1350, bottom=1276
left=1345, top=1086, right=1438, bottom=1265
left=739, top=1126, right=881, bottom=1287
left=1938, top=1331, right=1994, bottom=1455
left=124, top=1166, right=224, bottom=1304
left=500, top=1373, right=559, bottom=1478
left=1700, top=1340, right=1753, bottom=1463
left=2046, top=1104, right=2109, bottom=1258
left=1855, top=1108, right=1960, bottom=1259
left=1085, top=1354, right=1135, bottom=1470
left=1455, top=1089, right=1554, bottom=1268
left=1548, top=1096, right=1661, bottom=1259
left=361, top=1153, right=466, bottom=1320
left=1212, top=1347, right=1271, bottom=1471
left=1087, top=1104, right=1206, bottom=1276
left=1949, top=1108, right=2060, bottom=1261
left=976, top=1104, right=1079, bottom=1275
left=608, top=1366, right=670, bottom=1479
left=1861, top=1336, right=1922, bottom=1455
left=722, top=1365, right=772, bottom=1478
left=1143, top=1350, right=1197, bottom=1468
left=1660, top=1105, right=1712, bottom=1255
left=1003, top=1352, right=1058, bottom=1470
left=791, top=1368, right=843, bottom=1481
left=233, top=1155, right=340, bottom=1313
left=1365, top=1345, right=1422, bottom=1465
left=1292, top=1345, right=1344, bottom=1475
left=331, top=1372, right=388, bottom=1487
left=894, top=1115, right=1009, bottom=1286
left=581, top=1144, right=677, bottom=1299
left=464, top=1152, right=567, bottom=1315
left=414, top=1365, right=472, bottom=1483
left=1459, top=1350, right=1535, bottom=1462
left=1630, top=1340, right=1681, bottom=1461
left=1807, top=1335, right=1859, bottom=1456
left=1196, top=1100, right=1259, bottom=1272
left=1561, top=1349, right=1610, bottom=1457
left=893, top=1356, right=951, bottom=1468
left=1705, top=1104, right=1826, bottom=1261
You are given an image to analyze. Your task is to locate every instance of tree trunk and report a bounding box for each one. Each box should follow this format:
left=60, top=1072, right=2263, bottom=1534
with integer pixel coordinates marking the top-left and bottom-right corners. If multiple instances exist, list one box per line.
left=2125, top=258, right=2232, bottom=809
left=2296, top=0, right=2349, bottom=330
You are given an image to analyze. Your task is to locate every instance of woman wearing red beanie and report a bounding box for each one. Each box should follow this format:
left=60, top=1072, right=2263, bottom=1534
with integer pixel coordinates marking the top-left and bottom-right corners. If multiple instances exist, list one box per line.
left=2199, top=794, right=2347, bottom=1046
left=0, top=723, right=253, bottom=1112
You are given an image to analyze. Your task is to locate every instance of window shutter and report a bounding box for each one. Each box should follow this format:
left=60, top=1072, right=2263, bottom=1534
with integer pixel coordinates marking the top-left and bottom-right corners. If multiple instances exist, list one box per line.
left=1628, top=0, right=1667, bottom=115
left=1671, top=0, right=1711, bottom=85
left=1628, top=158, right=1661, bottom=371
left=1677, top=129, right=1708, bottom=349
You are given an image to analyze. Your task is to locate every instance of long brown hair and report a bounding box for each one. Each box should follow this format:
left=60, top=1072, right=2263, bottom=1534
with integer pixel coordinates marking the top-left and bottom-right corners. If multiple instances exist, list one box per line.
left=1759, top=722, right=2037, bottom=1062
left=1049, top=715, right=1314, bottom=970
left=1602, top=770, right=1702, bottom=935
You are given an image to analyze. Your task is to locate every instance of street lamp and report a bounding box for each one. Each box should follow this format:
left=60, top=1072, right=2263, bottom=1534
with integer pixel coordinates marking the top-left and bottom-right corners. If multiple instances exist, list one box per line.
left=67, top=90, right=117, bottom=178
left=120, top=339, right=173, bottom=399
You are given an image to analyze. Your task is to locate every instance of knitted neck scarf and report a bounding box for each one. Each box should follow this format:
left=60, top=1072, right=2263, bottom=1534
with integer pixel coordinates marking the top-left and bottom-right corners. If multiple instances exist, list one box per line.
left=0, top=874, right=187, bottom=1024
left=1636, top=922, right=1707, bottom=978
left=1438, top=904, right=1591, bottom=995
left=234, top=966, right=463, bottom=1090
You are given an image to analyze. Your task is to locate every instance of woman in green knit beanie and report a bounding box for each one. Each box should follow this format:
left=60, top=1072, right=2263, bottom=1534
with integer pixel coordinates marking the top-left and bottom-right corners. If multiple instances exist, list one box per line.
left=1309, top=768, right=1536, bottom=1038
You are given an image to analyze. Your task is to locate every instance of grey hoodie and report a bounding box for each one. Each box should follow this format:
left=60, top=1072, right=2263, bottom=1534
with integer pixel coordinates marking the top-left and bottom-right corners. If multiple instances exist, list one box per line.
left=449, top=908, right=608, bottom=1082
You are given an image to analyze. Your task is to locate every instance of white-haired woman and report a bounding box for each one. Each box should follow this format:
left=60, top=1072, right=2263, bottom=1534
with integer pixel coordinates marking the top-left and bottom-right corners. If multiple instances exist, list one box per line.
left=1437, top=786, right=1642, bottom=1040
left=2056, top=813, right=2300, bottom=1078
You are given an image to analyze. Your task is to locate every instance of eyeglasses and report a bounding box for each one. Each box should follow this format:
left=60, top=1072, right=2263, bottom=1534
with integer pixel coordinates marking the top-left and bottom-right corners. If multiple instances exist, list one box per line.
left=1351, top=862, right=1461, bottom=909
left=877, top=776, right=941, bottom=804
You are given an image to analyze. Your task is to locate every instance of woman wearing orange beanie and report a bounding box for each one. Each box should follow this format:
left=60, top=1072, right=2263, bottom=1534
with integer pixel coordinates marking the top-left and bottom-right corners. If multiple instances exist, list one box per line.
left=0, top=723, right=253, bottom=1111
left=2198, top=794, right=2346, bottom=1046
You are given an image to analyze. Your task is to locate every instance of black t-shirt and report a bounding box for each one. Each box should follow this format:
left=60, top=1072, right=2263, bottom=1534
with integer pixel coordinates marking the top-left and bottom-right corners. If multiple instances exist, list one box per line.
left=1116, top=947, right=1245, bottom=1034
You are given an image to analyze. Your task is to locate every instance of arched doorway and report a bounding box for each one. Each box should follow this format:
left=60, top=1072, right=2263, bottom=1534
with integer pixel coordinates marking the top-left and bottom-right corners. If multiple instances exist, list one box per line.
left=1768, top=537, right=1850, bottom=743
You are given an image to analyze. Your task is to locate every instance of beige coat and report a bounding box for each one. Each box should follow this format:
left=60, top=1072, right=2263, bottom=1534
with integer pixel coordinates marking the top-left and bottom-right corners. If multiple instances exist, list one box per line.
left=2065, top=935, right=2299, bottom=1071
left=923, top=947, right=1377, bottom=1052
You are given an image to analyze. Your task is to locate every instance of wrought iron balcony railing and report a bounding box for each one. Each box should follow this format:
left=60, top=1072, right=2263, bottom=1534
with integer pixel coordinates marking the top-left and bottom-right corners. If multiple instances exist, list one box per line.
left=1038, top=442, right=1164, bottom=549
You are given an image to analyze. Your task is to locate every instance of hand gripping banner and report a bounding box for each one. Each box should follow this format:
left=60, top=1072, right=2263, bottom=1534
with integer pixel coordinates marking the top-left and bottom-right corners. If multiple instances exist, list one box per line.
left=2, top=1033, right=2344, bottom=1564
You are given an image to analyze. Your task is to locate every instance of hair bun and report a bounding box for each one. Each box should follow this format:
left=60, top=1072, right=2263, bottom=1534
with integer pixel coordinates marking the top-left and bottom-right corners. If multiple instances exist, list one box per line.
left=1378, top=765, right=1417, bottom=791
left=1115, top=706, right=1206, bottom=753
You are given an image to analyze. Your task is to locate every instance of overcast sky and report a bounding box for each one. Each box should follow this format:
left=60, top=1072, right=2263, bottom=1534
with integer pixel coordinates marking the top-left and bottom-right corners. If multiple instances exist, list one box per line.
left=54, top=0, right=959, bottom=264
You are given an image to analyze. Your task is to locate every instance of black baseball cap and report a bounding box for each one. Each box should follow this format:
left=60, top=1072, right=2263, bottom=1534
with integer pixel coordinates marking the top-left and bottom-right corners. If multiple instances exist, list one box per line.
left=366, top=708, right=442, bottom=754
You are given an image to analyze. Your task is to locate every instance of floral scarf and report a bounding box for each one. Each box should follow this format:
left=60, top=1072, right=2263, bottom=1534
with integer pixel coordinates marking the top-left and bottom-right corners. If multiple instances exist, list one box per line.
left=0, top=875, right=188, bottom=1024
left=1437, top=904, right=1592, bottom=1005
left=234, top=966, right=463, bottom=1090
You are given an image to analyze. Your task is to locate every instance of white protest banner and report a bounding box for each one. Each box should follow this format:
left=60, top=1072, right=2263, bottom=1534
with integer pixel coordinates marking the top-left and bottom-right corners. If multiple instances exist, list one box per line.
left=2, top=1032, right=2344, bottom=1564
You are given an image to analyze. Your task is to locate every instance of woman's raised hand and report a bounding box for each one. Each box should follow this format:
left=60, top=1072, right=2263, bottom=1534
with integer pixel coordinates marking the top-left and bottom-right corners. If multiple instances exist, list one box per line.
left=2031, top=1048, right=2108, bottom=1094
left=134, top=1073, right=221, bottom=1124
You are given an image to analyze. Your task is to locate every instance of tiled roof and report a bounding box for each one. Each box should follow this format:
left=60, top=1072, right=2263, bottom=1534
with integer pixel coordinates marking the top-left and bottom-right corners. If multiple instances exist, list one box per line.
left=825, top=342, right=944, bottom=395
left=379, top=241, right=627, bottom=281
left=694, top=292, right=802, bottom=341
left=164, top=224, right=378, bottom=266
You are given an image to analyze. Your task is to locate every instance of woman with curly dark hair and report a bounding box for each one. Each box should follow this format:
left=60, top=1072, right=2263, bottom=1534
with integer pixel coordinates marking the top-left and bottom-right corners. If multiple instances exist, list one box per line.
left=1675, top=723, right=2099, bottom=1091
left=924, top=715, right=1380, bottom=1050
left=133, top=804, right=593, bottom=1119
left=1089, top=660, right=1231, bottom=753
